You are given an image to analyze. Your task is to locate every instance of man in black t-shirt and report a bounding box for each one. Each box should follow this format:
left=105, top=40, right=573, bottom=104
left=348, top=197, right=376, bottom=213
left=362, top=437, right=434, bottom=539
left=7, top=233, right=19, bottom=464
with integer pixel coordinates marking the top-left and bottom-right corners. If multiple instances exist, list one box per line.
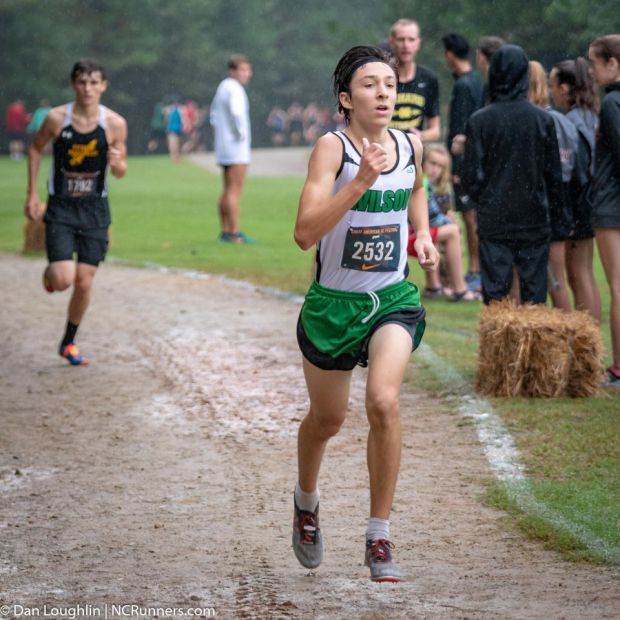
left=389, top=19, right=440, bottom=142
left=443, top=33, right=484, bottom=286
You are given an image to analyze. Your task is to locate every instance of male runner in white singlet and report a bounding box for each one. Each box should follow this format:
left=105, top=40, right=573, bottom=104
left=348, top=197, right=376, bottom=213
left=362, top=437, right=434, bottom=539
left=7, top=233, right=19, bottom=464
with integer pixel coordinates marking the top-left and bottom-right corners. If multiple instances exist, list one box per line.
left=292, top=45, right=439, bottom=582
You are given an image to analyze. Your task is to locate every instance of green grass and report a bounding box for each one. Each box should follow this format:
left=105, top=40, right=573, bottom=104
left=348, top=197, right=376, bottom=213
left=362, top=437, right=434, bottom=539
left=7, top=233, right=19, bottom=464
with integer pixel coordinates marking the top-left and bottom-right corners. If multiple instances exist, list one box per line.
left=108, top=156, right=312, bottom=291
left=2, top=154, right=619, bottom=564
left=484, top=398, right=620, bottom=563
left=485, top=480, right=620, bottom=563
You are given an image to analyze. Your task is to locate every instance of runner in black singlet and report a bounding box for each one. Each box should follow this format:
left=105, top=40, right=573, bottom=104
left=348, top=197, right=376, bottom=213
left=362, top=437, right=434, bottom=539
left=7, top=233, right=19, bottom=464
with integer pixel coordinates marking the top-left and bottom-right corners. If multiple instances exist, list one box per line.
left=24, top=59, right=127, bottom=366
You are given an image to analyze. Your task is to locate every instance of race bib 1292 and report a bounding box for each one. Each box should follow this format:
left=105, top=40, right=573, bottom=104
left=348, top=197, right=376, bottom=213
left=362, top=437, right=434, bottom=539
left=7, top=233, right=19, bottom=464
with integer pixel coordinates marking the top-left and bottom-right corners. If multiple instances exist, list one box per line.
left=61, top=170, right=100, bottom=198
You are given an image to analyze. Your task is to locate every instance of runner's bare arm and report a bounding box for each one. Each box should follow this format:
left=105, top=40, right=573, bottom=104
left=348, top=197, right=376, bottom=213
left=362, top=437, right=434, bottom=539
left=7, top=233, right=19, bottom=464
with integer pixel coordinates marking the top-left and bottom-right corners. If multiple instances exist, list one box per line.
left=419, top=115, right=441, bottom=143
left=107, top=113, right=128, bottom=179
left=24, top=108, right=63, bottom=221
left=408, top=135, right=439, bottom=270
left=407, top=116, right=440, bottom=142
left=294, top=134, right=387, bottom=250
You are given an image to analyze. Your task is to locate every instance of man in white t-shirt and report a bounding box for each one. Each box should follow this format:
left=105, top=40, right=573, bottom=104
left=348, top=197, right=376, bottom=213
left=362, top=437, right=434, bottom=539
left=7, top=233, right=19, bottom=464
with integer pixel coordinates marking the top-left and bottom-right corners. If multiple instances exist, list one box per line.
left=210, top=54, right=253, bottom=243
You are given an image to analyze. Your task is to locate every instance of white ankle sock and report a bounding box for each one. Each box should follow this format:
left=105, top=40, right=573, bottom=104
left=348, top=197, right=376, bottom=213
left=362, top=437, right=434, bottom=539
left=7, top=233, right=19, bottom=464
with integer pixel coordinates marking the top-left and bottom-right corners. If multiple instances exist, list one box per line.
left=366, top=517, right=390, bottom=541
left=294, top=482, right=320, bottom=512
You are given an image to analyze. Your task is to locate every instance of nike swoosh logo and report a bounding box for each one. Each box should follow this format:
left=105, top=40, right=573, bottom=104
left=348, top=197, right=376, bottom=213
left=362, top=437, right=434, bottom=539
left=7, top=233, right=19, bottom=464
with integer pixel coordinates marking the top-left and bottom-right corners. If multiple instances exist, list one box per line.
left=361, top=264, right=380, bottom=271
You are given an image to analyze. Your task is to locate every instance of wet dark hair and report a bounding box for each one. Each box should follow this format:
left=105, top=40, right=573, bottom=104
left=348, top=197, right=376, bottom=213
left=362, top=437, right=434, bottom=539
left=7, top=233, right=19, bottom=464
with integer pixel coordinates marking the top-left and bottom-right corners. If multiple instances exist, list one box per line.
left=442, top=33, right=470, bottom=60
left=71, top=58, right=106, bottom=81
left=552, top=58, right=599, bottom=113
left=228, top=54, right=250, bottom=70
left=332, top=45, right=396, bottom=122
left=477, top=36, right=504, bottom=60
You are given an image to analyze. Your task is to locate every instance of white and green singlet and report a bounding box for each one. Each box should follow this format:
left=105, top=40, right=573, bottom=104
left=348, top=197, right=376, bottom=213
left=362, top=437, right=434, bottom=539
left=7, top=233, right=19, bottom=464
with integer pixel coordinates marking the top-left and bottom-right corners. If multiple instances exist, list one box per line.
left=316, top=128, right=416, bottom=293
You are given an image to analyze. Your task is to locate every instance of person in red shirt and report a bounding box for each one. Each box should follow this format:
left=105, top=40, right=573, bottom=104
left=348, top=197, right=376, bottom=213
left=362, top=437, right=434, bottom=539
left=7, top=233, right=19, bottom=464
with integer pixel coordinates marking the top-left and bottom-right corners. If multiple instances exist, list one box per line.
left=5, top=99, right=30, bottom=159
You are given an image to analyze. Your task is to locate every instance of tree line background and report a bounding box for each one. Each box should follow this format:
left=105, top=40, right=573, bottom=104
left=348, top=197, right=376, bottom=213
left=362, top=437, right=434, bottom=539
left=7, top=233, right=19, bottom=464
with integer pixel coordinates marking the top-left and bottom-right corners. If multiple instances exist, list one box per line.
left=1, top=0, right=619, bottom=153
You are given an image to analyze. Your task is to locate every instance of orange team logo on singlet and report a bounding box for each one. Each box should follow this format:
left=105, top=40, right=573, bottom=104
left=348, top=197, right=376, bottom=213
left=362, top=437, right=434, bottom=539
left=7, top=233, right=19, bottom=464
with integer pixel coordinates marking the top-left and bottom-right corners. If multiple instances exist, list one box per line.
left=68, top=139, right=99, bottom=166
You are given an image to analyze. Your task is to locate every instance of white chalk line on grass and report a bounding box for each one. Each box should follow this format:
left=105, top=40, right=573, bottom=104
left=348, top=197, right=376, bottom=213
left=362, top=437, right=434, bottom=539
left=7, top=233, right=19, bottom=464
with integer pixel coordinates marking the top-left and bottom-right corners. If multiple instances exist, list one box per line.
left=417, top=343, right=620, bottom=565
left=111, top=260, right=620, bottom=563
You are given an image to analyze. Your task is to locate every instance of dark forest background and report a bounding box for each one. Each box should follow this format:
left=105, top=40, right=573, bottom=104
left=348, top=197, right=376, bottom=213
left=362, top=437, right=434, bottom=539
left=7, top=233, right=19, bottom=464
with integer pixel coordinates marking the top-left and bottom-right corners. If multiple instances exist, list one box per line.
left=1, top=0, right=619, bottom=153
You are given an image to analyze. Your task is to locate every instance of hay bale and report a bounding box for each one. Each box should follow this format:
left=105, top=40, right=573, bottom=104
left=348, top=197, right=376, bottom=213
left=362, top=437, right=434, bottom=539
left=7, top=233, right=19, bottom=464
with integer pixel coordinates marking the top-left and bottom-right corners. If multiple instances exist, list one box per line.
left=23, top=218, right=46, bottom=252
left=476, top=300, right=603, bottom=398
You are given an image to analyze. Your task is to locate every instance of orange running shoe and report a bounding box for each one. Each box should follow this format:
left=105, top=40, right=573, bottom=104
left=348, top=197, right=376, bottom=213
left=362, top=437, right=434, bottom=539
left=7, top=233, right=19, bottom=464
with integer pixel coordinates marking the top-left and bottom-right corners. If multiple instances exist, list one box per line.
left=59, top=342, right=89, bottom=366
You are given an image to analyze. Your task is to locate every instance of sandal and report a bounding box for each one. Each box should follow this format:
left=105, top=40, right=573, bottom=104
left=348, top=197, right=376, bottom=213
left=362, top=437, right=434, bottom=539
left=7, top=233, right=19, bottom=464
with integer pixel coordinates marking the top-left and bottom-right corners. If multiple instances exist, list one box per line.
left=422, top=287, right=445, bottom=299
left=449, top=288, right=481, bottom=302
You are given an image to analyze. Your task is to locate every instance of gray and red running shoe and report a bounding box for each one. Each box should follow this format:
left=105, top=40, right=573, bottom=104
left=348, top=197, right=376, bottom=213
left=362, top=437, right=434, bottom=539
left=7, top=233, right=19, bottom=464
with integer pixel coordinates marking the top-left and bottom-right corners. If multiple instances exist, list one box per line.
left=292, top=497, right=323, bottom=569
left=365, top=538, right=402, bottom=582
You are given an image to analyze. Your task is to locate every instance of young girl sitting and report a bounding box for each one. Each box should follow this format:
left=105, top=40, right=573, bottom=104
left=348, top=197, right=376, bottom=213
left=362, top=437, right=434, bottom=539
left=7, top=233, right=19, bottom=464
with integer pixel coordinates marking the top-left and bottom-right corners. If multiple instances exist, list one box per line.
left=408, top=143, right=479, bottom=301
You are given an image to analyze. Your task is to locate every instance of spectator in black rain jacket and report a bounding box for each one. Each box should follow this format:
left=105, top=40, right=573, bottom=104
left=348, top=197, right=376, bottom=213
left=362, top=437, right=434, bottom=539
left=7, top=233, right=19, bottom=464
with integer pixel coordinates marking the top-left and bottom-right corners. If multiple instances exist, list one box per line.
left=462, top=44, right=564, bottom=304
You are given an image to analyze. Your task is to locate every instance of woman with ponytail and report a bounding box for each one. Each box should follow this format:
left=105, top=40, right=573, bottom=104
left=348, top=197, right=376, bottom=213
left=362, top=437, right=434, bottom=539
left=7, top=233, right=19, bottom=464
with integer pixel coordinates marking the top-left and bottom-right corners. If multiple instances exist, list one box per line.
left=549, top=57, right=601, bottom=320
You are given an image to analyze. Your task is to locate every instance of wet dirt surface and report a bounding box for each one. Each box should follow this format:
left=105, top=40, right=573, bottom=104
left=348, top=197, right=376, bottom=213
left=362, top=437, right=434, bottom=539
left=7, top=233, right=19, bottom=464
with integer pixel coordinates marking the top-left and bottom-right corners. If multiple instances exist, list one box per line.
left=1, top=254, right=619, bottom=619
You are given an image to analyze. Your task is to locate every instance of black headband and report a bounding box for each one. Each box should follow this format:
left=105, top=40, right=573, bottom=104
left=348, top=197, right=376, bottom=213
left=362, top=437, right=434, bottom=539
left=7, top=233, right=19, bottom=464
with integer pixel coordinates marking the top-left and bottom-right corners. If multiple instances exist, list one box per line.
left=346, top=56, right=391, bottom=81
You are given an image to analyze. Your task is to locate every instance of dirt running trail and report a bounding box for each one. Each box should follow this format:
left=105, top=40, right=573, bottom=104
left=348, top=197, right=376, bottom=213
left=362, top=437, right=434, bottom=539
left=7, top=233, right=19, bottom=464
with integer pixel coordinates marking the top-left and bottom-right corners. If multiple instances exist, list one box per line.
left=1, top=254, right=618, bottom=619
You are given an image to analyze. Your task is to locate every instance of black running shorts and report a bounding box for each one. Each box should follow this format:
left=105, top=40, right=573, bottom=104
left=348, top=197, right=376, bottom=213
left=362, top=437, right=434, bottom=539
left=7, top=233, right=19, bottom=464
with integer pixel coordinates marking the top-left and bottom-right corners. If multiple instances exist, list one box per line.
left=45, top=221, right=109, bottom=266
